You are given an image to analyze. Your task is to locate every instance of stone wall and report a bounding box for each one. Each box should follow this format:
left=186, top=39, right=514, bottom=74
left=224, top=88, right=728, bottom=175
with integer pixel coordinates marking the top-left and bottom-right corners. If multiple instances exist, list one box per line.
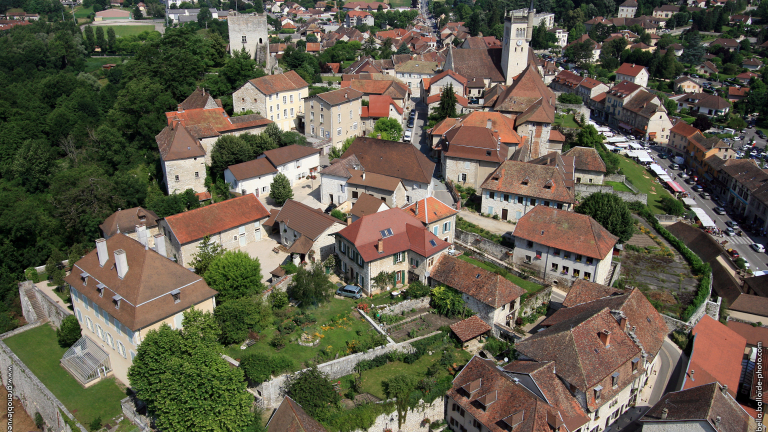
left=455, top=229, right=513, bottom=262
left=360, top=396, right=444, bottom=432
left=380, top=297, right=431, bottom=315
left=445, top=181, right=462, bottom=210
left=0, top=322, right=86, bottom=432
left=255, top=333, right=440, bottom=408
left=519, top=286, right=553, bottom=317
left=555, top=103, right=590, bottom=125
left=575, top=184, right=647, bottom=204
left=19, top=281, right=72, bottom=328
left=121, top=397, right=151, bottom=432
left=655, top=214, right=679, bottom=223
left=604, top=174, right=640, bottom=193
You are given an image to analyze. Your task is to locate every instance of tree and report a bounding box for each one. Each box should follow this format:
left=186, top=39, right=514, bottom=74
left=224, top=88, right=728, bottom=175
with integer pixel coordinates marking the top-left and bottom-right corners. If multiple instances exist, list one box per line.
left=269, top=173, right=294, bottom=206
left=692, top=114, right=713, bottom=132
left=384, top=374, right=414, bottom=429
left=215, top=296, right=272, bottom=345
left=239, top=352, right=293, bottom=385
left=576, top=125, right=605, bottom=148
left=681, top=33, right=705, bottom=65
left=370, top=117, right=403, bottom=141
left=564, top=39, right=595, bottom=66
left=197, top=7, right=212, bottom=27
left=727, top=116, right=747, bottom=130
left=133, top=5, right=143, bottom=19
left=210, top=135, right=254, bottom=179
left=287, top=263, right=334, bottom=307
left=430, top=285, right=468, bottom=317
left=329, top=136, right=354, bottom=161
left=204, top=250, right=264, bottom=304
left=254, top=0, right=264, bottom=13
left=127, top=310, right=252, bottom=432
left=95, top=26, right=105, bottom=50
left=57, top=315, right=82, bottom=347
left=659, top=196, right=685, bottom=216
left=557, top=93, right=582, bottom=104
left=107, top=27, right=116, bottom=53
left=190, top=236, right=224, bottom=276
left=285, top=366, right=340, bottom=419
left=396, top=43, right=411, bottom=54
left=434, top=83, right=458, bottom=122
left=575, top=192, right=635, bottom=243
left=84, top=26, right=95, bottom=51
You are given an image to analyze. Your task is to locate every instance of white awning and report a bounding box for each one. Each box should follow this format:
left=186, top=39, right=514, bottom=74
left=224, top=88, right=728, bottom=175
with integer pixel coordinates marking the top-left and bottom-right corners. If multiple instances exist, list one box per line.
left=691, top=207, right=716, bottom=228
left=682, top=198, right=697, bottom=206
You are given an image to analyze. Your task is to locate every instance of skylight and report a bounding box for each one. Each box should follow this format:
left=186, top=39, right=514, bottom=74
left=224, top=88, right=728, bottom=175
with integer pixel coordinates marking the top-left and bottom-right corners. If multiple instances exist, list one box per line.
left=380, top=228, right=393, bottom=238
left=429, top=240, right=437, bottom=247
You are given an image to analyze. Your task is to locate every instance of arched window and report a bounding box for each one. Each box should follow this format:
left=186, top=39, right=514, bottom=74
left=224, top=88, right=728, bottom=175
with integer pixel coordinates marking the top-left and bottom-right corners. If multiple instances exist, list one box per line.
left=259, top=37, right=263, bottom=44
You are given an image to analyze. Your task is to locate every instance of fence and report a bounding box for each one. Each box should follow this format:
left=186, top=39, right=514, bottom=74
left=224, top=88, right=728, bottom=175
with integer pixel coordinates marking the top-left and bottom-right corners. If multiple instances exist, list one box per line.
left=574, top=184, right=647, bottom=204
left=0, top=322, right=86, bottom=432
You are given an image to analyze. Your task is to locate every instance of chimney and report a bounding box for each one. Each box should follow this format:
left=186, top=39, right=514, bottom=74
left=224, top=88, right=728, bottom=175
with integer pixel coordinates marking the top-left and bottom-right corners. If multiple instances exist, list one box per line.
left=377, top=238, right=384, bottom=253
left=377, top=133, right=382, bottom=139
left=346, top=216, right=352, bottom=225
left=362, top=172, right=366, bottom=180
left=136, top=225, right=148, bottom=248
left=599, top=330, right=611, bottom=347
left=619, top=316, right=627, bottom=329
left=486, top=119, right=492, bottom=129
left=661, top=408, right=668, bottom=420
left=114, top=249, right=129, bottom=279
left=96, top=238, right=109, bottom=267
left=715, top=416, right=722, bottom=427
left=722, top=384, right=728, bottom=395
left=154, top=233, right=167, bottom=258
left=415, top=200, right=419, bottom=215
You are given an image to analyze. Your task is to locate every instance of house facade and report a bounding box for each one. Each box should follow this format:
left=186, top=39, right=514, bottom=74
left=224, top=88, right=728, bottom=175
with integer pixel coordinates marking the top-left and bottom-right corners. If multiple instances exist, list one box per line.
left=334, top=208, right=450, bottom=294
left=273, top=199, right=346, bottom=262
left=615, top=63, right=649, bottom=88
left=674, top=76, right=702, bottom=93
left=360, top=95, right=404, bottom=135
left=224, top=158, right=278, bottom=196
left=395, top=60, right=440, bottom=98
left=99, top=207, right=161, bottom=249
left=304, top=87, right=363, bottom=149
left=401, top=197, right=458, bottom=244
left=512, top=206, right=618, bottom=286
left=159, top=194, right=271, bottom=267
left=65, top=234, right=217, bottom=385
left=233, top=71, right=309, bottom=131
left=618, top=0, right=637, bottom=18
left=258, top=144, right=322, bottom=186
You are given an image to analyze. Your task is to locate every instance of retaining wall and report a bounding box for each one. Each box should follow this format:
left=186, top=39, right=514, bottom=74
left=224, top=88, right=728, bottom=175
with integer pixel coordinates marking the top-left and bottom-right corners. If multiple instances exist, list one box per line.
left=654, top=214, right=679, bottom=223
left=519, top=286, right=553, bottom=317
left=381, top=297, right=431, bottom=315
left=574, top=184, right=647, bottom=204
left=121, top=397, right=151, bottom=432
left=255, top=332, right=439, bottom=408
left=455, top=229, right=514, bottom=262
left=19, top=281, right=72, bottom=328
left=359, top=397, right=445, bottom=432
left=0, top=322, right=86, bottom=432
left=604, top=174, right=639, bottom=193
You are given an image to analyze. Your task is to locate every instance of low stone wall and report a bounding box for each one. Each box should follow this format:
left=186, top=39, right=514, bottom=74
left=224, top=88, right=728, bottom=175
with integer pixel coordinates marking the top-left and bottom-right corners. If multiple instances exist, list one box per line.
left=256, top=331, right=441, bottom=408
left=655, top=214, right=679, bottom=223
left=519, top=286, right=553, bottom=317
left=555, top=103, right=590, bottom=125
left=445, top=181, right=462, bottom=210
left=455, top=229, right=513, bottom=262
left=262, top=274, right=294, bottom=299
left=19, top=280, right=72, bottom=328
left=121, top=397, right=151, bottom=431
left=381, top=297, right=430, bottom=315
left=0, top=322, right=86, bottom=432
left=575, top=184, right=647, bottom=204
left=604, top=174, right=639, bottom=193
left=360, top=396, right=444, bottom=432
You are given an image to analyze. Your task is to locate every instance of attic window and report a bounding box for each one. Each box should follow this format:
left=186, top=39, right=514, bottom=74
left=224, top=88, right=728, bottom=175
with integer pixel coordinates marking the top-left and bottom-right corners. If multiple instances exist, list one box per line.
left=486, top=150, right=491, bottom=156
left=461, top=378, right=482, bottom=396
left=521, top=177, right=529, bottom=185
left=475, top=274, right=481, bottom=279
left=477, top=391, right=496, bottom=410
left=170, top=289, right=181, bottom=304
left=380, top=228, right=394, bottom=238
left=632, top=358, right=640, bottom=373
left=112, top=294, right=122, bottom=310
left=502, top=411, right=524, bottom=429
left=97, top=283, right=106, bottom=297
left=594, top=385, right=603, bottom=401
left=429, top=240, right=437, bottom=247
left=80, top=272, right=90, bottom=285
left=544, top=180, right=553, bottom=189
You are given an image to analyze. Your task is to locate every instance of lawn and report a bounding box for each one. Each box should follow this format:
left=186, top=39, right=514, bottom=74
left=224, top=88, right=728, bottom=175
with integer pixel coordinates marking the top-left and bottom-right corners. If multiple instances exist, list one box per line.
left=85, top=57, right=121, bottom=72
left=4, top=325, right=126, bottom=427
left=615, top=154, right=676, bottom=214
left=73, top=5, right=93, bottom=18
left=554, top=114, right=579, bottom=129
left=321, top=75, right=342, bottom=82
left=223, top=297, right=377, bottom=369
left=98, top=25, right=157, bottom=37
left=457, top=255, right=545, bottom=297
left=606, top=180, right=633, bottom=193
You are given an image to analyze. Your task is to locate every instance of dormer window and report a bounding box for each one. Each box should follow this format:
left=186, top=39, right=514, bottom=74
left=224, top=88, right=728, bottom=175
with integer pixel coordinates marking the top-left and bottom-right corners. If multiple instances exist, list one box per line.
left=502, top=411, right=524, bottom=429
left=544, top=180, right=553, bottom=189
left=477, top=391, right=496, bottom=411
left=521, top=177, right=529, bottom=185
left=632, top=358, right=640, bottom=373
left=612, top=372, right=620, bottom=388
left=113, top=294, right=122, bottom=310
left=80, top=272, right=90, bottom=285
left=461, top=378, right=481, bottom=397
left=96, top=283, right=106, bottom=297
left=594, top=385, right=603, bottom=401
left=171, top=289, right=181, bottom=303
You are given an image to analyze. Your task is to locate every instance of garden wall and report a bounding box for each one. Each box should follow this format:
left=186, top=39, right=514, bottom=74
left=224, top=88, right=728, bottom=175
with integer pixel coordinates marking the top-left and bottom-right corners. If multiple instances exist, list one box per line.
left=381, top=297, right=431, bottom=315
left=604, top=174, right=640, bottom=193
left=445, top=181, right=462, bottom=211
left=255, top=332, right=439, bottom=408
left=519, top=286, right=553, bottom=317
left=455, top=229, right=513, bottom=262
left=262, top=274, right=294, bottom=299
left=654, top=214, right=678, bottom=224
left=121, top=397, right=151, bottom=432
left=19, top=280, right=72, bottom=328
left=555, top=103, right=590, bottom=124
left=357, top=397, right=445, bottom=432
left=574, top=184, right=647, bottom=204
left=0, top=322, right=86, bottom=432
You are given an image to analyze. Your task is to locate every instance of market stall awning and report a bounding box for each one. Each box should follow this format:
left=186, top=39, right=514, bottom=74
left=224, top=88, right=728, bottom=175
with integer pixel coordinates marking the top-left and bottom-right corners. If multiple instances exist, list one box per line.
left=619, top=122, right=633, bottom=130
left=691, top=207, right=716, bottom=228
left=666, top=181, right=685, bottom=192
left=682, top=198, right=697, bottom=206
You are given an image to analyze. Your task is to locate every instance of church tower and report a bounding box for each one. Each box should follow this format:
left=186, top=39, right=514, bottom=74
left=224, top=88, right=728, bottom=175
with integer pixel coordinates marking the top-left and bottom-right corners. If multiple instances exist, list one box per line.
left=501, top=1, right=535, bottom=85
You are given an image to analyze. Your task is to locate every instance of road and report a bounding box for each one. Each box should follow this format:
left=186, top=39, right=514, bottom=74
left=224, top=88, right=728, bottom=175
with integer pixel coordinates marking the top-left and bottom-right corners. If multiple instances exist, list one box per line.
left=651, top=148, right=768, bottom=272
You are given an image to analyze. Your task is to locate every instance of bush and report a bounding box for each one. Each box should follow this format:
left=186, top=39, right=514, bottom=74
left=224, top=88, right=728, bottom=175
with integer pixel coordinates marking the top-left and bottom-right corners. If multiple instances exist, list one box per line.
left=404, top=280, right=430, bottom=299
left=57, top=315, right=82, bottom=348
left=215, top=297, right=272, bottom=345
left=659, top=196, right=685, bottom=216
left=240, top=352, right=294, bottom=384
left=269, top=290, right=289, bottom=309
left=270, top=334, right=287, bottom=349
left=330, top=208, right=346, bottom=221
left=557, top=93, right=582, bottom=104
left=483, top=337, right=512, bottom=356
left=88, top=416, right=102, bottom=432
left=34, top=412, right=44, bottom=430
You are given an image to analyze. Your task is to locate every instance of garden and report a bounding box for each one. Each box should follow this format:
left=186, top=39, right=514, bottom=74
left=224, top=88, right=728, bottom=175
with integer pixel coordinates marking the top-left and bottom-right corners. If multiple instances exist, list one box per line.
left=4, top=325, right=126, bottom=429
left=615, top=154, right=677, bottom=214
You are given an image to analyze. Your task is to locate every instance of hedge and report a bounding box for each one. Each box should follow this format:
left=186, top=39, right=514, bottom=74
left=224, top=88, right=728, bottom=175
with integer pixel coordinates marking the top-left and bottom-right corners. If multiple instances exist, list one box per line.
left=639, top=209, right=712, bottom=321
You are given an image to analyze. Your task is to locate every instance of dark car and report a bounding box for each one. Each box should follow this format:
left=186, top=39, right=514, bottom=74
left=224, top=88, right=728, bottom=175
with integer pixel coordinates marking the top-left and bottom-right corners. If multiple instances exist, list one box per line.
left=714, top=207, right=726, bottom=214
left=758, top=131, right=767, bottom=139
left=692, top=185, right=703, bottom=192
left=658, top=153, right=667, bottom=159
left=336, top=285, right=363, bottom=299
left=324, top=203, right=337, bottom=214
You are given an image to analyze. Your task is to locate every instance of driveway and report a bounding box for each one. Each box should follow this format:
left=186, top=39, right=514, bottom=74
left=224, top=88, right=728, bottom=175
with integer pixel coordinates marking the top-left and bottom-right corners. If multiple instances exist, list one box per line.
left=258, top=180, right=324, bottom=213
left=458, top=210, right=515, bottom=236
left=432, top=178, right=455, bottom=207
left=242, top=231, right=290, bottom=284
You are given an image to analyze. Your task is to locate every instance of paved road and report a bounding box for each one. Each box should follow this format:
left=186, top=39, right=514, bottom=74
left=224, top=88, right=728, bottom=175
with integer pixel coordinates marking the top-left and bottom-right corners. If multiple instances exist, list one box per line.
left=651, top=148, right=768, bottom=272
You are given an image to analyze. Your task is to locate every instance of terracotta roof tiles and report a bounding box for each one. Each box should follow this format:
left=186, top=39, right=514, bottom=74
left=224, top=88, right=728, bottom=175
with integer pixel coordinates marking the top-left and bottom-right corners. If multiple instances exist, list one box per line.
left=100, top=207, right=160, bottom=237
left=514, top=207, right=617, bottom=259
left=227, top=158, right=278, bottom=181
left=431, top=255, right=525, bottom=308
left=274, top=199, right=342, bottom=241
left=684, top=315, right=746, bottom=396
left=450, top=315, right=492, bottom=342
left=262, top=144, right=321, bottom=167
left=164, top=195, right=270, bottom=245
left=401, top=197, right=456, bottom=225
left=248, top=71, right=308, bottom=95
left=481, top=161, right=575, bottom=204
left=562, top=147, right=607, bottom=173
left=342, top=137, right=434, bottom=184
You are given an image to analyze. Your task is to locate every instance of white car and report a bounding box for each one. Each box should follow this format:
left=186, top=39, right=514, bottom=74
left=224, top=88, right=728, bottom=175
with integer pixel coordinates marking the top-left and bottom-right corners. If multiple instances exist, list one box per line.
left=403, top=130, right=412, bottom=142
left=751, top=243, right=766, bottom=253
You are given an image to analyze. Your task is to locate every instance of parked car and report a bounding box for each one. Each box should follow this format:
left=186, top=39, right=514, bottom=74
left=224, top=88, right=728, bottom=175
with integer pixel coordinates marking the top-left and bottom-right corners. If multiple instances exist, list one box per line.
left=658, top=153, right=667, bottom=159
left=714, top=207, right=726, bottom=215
left=670, top=163, right=679, bottom=169
left=692, top=185, right=704, bottom=192
left=336, top=285, right=363, bottom=299
left=726, top=227, right=736, bottom=236
left=678, top=172, right=689, bottom=179
left=685, top=178, right=696, bottom=184
left=751, top=243, right=766, bottom=253
left=730, top=249, right=740, bottom=259
left=403, top=130, right=412, bottom=142
left=726, top=221, right=738, bottom=229
left=324, top=203, right=337, bottom=214
left=700, top=192, right=710, bottom=199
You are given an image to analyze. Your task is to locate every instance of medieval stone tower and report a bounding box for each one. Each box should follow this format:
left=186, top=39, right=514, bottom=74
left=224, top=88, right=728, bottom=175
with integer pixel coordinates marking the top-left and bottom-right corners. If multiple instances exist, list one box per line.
left=228, top=12, right=270, bottom=67
left=501, top=1, right=535, bottom=85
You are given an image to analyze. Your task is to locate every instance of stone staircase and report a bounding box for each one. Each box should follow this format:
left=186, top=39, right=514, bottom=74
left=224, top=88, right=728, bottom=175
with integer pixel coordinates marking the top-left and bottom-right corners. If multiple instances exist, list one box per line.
left=604, top=261, right=619, bottom=286
left=23, top=287, right=46, bottom=322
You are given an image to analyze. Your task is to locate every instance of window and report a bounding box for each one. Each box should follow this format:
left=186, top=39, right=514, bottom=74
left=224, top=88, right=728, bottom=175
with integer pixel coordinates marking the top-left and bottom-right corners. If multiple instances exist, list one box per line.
left=443, top=221, right=451, bottom=233
left=562, top=266, right=569, bottom=274
left=573, top=269, right=580, bottom=278
left=270, top=105, right=273, bottom=113
left=632, top=358, right=640, bottom=373
left=194, top=172, right=199, bottom=179
left=86, top=316, right=93, bottom=331
left=337, top=127, right=342, bottom=136
left=106, top=332, right=114, bottom=349
left=175, top=175, right=179, bottom=182
left=96, top=324, right=104, bottom=340
left=504, top=194, right=510, bottom=202
left=338, top=113, right=341, bottom=122
left=342, top=261, right=347, bottom=272
left=518, top=196, right=524, bottom=204
left=464, top=161, right=470, bottom=169
left=563, top=252, right=571, bottom=259
left=551, top=263, right=558, bottom=271
left=489, top=192, right=495, bottom=200
left=320, top=127, right=324, bottom=137
left=575, top=254, right=583, bottom=262
left=472, top=419, right=481, bottom=429
left=241, top=35, right=247, bottom=43
left=594, top=386, right=602, bottom=401
left=553, top=248, right=560, bottom=256
left=586, top=257, right=594, bottom=265
left=353, top=122, right=358, bottom=130
left=352, top=191, right=359, bottom=199
left=530, top=198, right=537, bottom=206
left=460, top=173, right=467, bottom=182
left=290, top=95, right=294, bottom=103
left=290, top=108, right=294, bottom=116
left=283, top=96, right=287, bottom=104
left=311, top=125, right=315, bottom=135
left=320, top=114, right=324, bottom=123
left=526, top=241, right=533, bottom=248
left=349, top=110, right=352, bottom=119
left=525, top=255, right=532, bottom=263
left=612, top=372, right=620, bottom=388
left=311, top=101, right=314, bottom=109
left=584, top=272, right=591, bottom=280
left=284, top=109, right=287, bottom=117
left=394, top=252, right=405, bottom=263
left=117, top=341, right=127, bottom=358
left=76, top=309, right=82, bottom=322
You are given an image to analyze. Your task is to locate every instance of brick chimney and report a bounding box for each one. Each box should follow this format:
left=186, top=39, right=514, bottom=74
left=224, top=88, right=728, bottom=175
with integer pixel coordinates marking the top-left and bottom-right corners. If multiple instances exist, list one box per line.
left=377, top=238, right=384, bottom=253
left=415, top=200, right=419, bottom=215
left=599, top=330, right=611, bottom=347
left=96, top=238, right=108, bottom=267
left=346, top=216, right=352, bottom=225
left=619, top=316, right=627, bottom=330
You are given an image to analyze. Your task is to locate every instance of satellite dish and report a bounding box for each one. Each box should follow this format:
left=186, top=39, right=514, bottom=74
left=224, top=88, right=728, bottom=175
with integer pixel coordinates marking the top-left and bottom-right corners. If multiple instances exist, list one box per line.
left=504, top=357, right=509, bottom=363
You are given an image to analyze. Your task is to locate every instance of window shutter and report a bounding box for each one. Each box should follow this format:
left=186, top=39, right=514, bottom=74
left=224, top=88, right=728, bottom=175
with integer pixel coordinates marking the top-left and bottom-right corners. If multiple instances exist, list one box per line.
left=393, top=254, right=397, bottom=265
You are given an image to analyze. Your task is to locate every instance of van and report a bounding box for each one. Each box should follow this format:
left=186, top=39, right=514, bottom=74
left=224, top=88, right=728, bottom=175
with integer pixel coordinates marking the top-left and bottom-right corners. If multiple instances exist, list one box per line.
left=670, top=163, right=679, bottom=170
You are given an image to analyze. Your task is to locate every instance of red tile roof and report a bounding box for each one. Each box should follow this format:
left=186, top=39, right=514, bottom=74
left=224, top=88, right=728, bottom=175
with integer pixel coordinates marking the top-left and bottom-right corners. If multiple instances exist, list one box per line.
left=670, top=121, right=701, bottom=138
left=443, top=126, right=509, bottom=163
left=335, top=208, right=449, bottom=262
left=227, top=157, right=278, bottom=181
left=364, top=94, right=403, bottom=118
left=481, top=161, right=575, bottom=204
left=432, top=255, right=525, bottom=308
left=725, top=320, right=768, bottom=347
left=426, top=92, right=469, bottom=107
left=164, top=195, right=270, bottom=245
left=247, top=71, right=308, bottom=95
left=562, top=280, right=624, bottom=308
left=514, top=206, right=618, bottom=259
left=342, top=137, right=434, bottom=184
left=430, top=112, right=522, bottom=145
left=428, top=69, right=468, bottom=88
left=641, top=383, right=754, bottom=431
left=728, top=86, right=750, bottom=98
left=616, top=63, right=647, bottom=77
left=450, top=315, right=492, bottom=342
left=401, top=197, right=456, bottom=225
left=267, top=396, right=328, bottom=432
left=684, top=315, right=746, bottom=397
left=262, top=144, right=321, bottom=167
left=562, top=146, right=607, bottom=173
left=548, top=129, right=566, bottom=142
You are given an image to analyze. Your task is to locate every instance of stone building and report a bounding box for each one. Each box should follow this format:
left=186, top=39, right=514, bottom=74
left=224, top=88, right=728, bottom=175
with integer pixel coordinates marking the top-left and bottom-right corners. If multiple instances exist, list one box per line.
left=159, top=194, right=271, bottom=267
left=618, top=0, right=638, bottom=18
left=360, top=95, right=404, bottom=135
left=224, top=158, right=278, bottom=197
left=500, top=5, right=536, bottom=84
left=228, top=12, right=269, bottom=65
left=430, top=255, right=525, bottom=334
left=394, top=60, right=440, bottom=98
left=512, top=206, right=617, bottom=286
left=562, top=146, right=607, bottom=184
left=64, top=234, right=217, bottom=385
left=99, top=207, right=161, bottom=249
left=233, top=71, right=309, bottom=131
left=334, top=208, right=450, bottom=294
left=271, top=199, right=346, bottom=263
left=615, top=63, right=649, bottom=88
left=304, top=87, right=363, bottom=149
left=421, top=69, right=467, bottom=101
left=258, top=144, right=322, bottom=186
left=401, top=197, right=458, bottom=244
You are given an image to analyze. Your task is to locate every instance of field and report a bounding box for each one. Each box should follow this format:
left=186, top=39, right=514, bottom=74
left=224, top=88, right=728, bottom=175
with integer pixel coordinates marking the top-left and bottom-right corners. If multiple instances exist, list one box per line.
left=97, top=25, right=157, bottom=37
left=85, top=57, right=122, bottom=72
left=616, top=154, right=676, bottom=214
left=606, top=180, right=633, bottom=193
left=73, top=6, right=93, bottom=18
left=223, top=297, right=378, bottom=370
left=4, top=324, right=126, bottom=427
left=554, top=113, right=579, bottom=129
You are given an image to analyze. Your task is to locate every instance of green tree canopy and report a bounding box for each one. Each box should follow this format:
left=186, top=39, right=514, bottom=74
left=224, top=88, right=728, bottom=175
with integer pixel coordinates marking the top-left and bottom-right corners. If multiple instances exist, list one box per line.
left=57, top=314, right=82, bottom=347
left=215, top=296, right=272, bottom=345
left=383, top=374, right=414, bottom=429
left=287, top=263, right=335, bottom=307
left=370, top=117, right=403, bottom=141
left=285, top=366, right=340, bottom=420
left=575, top=192, right=635, bottom=243
left=190, top=235, right=224, bottom=276
left=269, top=173, right=294, bottom=206
left=204, top=250, right=264, bottom=304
